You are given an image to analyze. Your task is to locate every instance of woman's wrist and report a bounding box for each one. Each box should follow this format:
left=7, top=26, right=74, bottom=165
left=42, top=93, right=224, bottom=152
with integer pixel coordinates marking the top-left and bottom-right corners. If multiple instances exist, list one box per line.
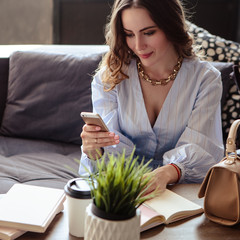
left=87, top=147, right=104, bottom=160
left=168, top=163, right=181, bottom=183
left=155, top=164, right=181, bottom=185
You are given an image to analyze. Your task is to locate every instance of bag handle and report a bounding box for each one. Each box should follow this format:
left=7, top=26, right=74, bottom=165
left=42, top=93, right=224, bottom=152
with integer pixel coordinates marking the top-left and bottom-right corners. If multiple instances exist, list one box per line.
left=226, top=119, right=240, bottom=160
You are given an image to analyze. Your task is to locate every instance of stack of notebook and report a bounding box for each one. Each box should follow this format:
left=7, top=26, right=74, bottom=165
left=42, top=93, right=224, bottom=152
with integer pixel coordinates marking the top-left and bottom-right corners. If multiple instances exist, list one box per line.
left=0, top=184, right=65, bottom=240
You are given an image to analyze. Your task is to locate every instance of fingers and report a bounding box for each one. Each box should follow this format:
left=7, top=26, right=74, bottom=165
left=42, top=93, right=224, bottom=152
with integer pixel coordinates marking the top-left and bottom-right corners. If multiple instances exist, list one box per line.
left=84, top=134, right=119, bottom=147
left=142, top=169, right=167, bottom=196
left=143, top=180, right=165, bottom=196
left=83, top=134, right=119, bottom=149
left=83, top=124, right=102, bottom=132
left=81, top=124, right=120, bottom=153
left=91, top=134, right=119, bottom=145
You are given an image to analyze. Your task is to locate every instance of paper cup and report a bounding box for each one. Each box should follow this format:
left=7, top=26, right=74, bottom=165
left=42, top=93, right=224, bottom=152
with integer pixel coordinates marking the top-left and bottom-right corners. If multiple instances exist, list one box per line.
left=64, top=178, right=92, bottom=237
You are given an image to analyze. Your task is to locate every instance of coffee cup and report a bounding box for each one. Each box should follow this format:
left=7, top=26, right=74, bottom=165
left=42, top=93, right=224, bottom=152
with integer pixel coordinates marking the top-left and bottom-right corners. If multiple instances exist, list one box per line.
left=64, top=177, right=92, bottom=237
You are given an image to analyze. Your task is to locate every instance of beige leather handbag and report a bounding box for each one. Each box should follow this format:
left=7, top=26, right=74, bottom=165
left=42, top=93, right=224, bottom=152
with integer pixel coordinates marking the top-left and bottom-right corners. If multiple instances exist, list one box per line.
left=198, top=119, right=240, bottom=226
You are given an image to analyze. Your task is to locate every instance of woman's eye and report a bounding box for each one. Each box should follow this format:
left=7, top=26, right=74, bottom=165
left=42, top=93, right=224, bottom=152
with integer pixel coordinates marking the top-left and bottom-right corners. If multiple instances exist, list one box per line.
left=124, top=32, right=134, bottom=38
left=144, top=31, right=156, bottom=36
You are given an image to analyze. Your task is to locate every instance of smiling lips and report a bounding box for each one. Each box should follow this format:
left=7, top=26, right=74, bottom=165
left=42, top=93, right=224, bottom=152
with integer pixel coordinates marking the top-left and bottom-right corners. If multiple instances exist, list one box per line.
left=138, top=52, right=153, bottom=59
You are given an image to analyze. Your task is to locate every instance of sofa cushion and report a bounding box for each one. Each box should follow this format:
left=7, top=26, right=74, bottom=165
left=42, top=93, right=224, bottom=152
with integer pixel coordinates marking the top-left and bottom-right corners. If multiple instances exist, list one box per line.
left=210, top=62, right=234, bottom=107
left=210, top=62, right=236, bottom=144
left=0, top=136, right=80, bottom=193
left=0, top=51, right=103, bottom=144
left=188, top=21, right=240, bottom=145
left=187, top=21, right=240, bottom=64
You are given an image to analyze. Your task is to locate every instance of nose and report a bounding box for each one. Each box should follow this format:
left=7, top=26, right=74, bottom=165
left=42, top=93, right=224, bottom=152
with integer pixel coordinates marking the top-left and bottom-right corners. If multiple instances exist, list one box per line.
left=135, top=36, right=146, bottom=51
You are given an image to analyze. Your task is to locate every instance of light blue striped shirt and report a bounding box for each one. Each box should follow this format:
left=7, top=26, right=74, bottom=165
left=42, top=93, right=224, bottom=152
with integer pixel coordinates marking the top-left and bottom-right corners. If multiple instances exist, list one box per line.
left=79, top=57, right=224, bottom=183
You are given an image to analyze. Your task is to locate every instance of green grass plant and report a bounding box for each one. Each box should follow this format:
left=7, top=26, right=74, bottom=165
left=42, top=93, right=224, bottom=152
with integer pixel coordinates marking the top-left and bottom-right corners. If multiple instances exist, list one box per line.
left=86, top=148, right=156, bottom=217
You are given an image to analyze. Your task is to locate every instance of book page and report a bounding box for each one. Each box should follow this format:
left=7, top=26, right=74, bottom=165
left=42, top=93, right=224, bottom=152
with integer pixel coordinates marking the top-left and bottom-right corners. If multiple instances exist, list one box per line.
left=139, top=204, right=165, bottom=232
left=0, top=184, right=65, bottom=232
left=144, top=189, right=203, bottom=224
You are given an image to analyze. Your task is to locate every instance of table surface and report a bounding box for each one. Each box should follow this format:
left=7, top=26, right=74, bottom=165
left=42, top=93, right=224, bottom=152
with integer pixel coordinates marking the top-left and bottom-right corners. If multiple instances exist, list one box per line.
left=16, top=183, right=240, bottom=240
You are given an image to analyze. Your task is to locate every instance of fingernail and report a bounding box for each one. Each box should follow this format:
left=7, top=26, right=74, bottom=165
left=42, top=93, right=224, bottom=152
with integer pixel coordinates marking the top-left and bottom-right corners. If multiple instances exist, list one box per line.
left=109, top=132, right=114, bottom=136
left=96, top=126, right=101, bottom=130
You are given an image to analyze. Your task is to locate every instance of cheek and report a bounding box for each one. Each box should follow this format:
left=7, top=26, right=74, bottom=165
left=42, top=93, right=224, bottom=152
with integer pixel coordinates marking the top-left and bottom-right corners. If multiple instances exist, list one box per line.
left=154, top=34, right=170, bottom=49
left=152, top=38, right=168, bottom=51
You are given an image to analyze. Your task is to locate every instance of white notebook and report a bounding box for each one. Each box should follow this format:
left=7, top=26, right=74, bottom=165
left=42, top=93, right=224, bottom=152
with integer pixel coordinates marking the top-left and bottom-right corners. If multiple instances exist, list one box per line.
left=0, top=227, right=26, bottom=240
left=0, top=184, right=65, bottom=234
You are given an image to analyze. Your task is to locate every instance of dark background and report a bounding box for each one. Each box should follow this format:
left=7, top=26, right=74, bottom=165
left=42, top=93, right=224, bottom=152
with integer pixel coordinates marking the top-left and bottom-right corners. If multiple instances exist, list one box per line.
left=183, top=0, right=240, bottom=42
left=53, top=0, right=240, bottom=45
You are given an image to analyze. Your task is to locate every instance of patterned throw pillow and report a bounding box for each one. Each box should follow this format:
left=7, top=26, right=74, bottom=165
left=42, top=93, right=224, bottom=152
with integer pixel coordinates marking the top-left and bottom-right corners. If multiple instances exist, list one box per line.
left=187, top=21, right=240, bottom=64
left=187, top=21, right=240, bottom=146
left=222, top=73, right=240, bottom=145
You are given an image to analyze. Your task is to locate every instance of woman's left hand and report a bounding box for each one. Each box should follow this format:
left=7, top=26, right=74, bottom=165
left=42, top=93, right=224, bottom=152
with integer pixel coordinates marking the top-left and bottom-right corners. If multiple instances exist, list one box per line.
left=143, top=164, right=180, bottom=196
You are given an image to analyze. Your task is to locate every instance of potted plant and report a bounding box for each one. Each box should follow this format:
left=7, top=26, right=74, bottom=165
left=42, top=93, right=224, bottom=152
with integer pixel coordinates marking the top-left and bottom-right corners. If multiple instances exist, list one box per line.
left=84, top=148, right=156, bottom=240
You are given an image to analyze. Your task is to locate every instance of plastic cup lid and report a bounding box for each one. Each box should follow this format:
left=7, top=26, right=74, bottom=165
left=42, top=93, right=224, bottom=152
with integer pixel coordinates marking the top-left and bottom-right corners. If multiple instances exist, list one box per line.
left=64, top=178, right=92, bottom=199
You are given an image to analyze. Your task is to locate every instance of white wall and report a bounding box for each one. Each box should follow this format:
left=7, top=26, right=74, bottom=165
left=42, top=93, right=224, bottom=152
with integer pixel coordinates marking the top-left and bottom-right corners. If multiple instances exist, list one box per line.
left=0, top=0, right=53, bottom=44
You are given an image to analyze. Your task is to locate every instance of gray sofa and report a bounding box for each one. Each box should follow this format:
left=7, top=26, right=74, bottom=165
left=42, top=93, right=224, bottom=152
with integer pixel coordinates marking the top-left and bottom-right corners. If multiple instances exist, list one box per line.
left=0, top=45, right=108, bottom=193
left=0, top=43, right=238, bottom=194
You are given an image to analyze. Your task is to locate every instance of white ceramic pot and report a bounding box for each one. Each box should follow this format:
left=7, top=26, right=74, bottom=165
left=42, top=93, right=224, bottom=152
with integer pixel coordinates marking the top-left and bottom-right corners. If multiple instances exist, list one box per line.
left=84, top=203, right=140, bottom=240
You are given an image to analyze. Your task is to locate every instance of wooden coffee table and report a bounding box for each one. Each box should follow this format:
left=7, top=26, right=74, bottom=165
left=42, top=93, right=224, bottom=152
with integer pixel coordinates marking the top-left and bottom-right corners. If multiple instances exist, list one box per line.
left=16, top=184, right=240, bottom=240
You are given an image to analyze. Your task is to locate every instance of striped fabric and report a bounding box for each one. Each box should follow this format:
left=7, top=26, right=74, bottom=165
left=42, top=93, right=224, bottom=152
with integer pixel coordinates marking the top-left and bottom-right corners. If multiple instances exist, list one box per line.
left=79, top=58, right=224, bottom=183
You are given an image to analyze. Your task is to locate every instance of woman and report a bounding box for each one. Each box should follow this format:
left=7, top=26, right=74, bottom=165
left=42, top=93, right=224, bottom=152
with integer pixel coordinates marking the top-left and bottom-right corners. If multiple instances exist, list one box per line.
left=79, top=0, right=224, bottom=193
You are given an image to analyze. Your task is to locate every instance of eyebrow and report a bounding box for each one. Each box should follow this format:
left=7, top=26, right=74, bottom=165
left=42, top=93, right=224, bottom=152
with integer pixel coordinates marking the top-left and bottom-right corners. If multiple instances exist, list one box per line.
left=123, top=26, right=157, bottom=32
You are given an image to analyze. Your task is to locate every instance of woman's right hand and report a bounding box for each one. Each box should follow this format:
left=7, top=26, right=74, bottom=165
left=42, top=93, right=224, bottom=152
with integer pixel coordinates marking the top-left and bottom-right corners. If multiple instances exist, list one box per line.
left=81, top=124, right=120, bottom=160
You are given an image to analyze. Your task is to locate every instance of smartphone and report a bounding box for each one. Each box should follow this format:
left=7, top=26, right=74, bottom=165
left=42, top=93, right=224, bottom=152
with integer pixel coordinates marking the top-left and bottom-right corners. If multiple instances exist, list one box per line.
left=80, top=112, right=109, bottom=132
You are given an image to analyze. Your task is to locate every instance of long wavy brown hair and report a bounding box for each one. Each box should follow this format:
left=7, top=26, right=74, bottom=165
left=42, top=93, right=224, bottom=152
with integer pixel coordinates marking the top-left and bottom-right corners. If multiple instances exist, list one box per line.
left=100, top=0, right=196, bottom=91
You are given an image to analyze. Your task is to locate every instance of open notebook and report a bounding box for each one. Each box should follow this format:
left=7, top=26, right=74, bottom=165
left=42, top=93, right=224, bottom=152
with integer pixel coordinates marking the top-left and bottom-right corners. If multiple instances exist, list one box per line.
left=140, top=189, right=203, bottom=232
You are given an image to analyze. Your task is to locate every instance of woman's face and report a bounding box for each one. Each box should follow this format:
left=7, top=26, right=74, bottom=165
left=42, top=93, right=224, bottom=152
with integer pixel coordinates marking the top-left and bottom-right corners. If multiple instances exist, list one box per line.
left=121, top=7, right=176, bottom=68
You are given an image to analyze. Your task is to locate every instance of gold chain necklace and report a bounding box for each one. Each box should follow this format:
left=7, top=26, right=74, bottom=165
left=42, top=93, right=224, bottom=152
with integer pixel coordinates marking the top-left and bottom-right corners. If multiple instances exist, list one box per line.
left=137, top=56, right=183, bottom=86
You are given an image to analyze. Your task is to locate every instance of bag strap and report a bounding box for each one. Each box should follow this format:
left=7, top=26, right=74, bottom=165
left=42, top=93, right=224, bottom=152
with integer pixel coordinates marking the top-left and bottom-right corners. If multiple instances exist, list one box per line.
left=226, top=119, right=240, bottom=160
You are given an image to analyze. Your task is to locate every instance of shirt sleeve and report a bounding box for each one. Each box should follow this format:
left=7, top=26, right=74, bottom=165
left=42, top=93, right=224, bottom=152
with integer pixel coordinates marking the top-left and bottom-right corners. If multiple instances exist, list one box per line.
left=79, top=70, right=135, bottom=175
left=163, top=66, right=224, bottom=183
